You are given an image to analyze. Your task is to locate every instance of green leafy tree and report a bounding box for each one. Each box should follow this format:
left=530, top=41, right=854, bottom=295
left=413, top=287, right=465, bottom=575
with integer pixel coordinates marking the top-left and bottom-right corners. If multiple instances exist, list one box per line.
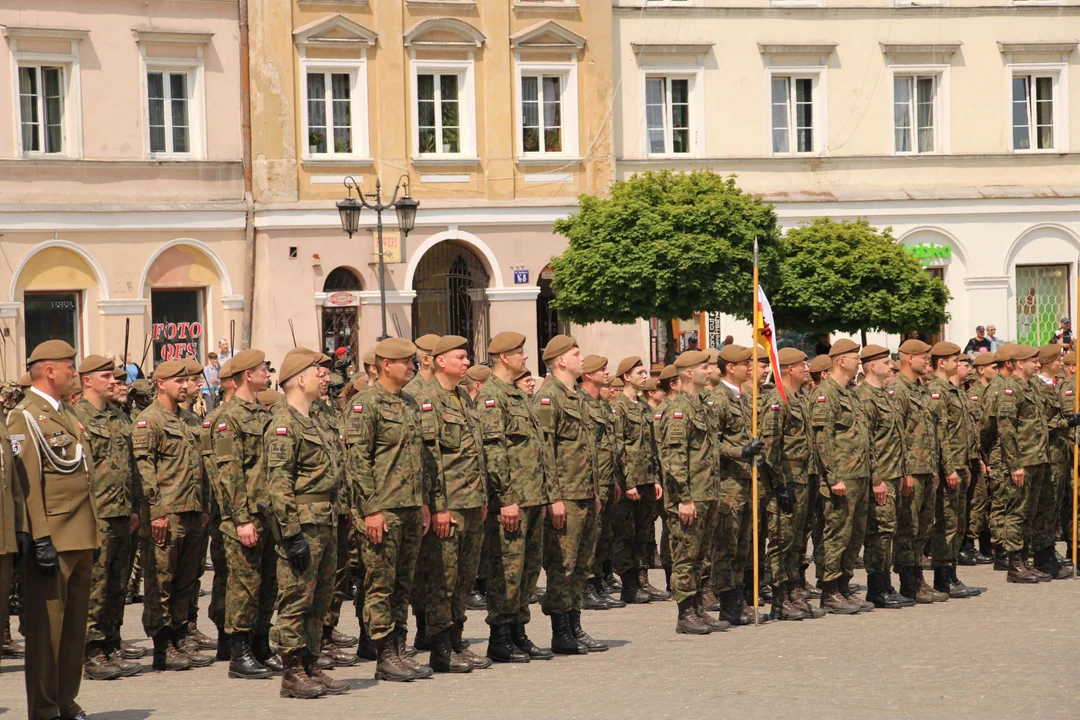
left=549, top=170, right=781, bottom=326
left=772, top=218, right=950, bottom=336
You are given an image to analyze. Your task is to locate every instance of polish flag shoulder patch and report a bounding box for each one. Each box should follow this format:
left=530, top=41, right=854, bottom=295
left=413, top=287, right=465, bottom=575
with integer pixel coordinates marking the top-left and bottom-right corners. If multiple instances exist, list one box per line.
left=1066, top=390, right=1075, bottom=397
left=816, top=396, right=827, bottom=403
left=1004, top=389, right=1014, bottom=396
left=673, top=411, right=684, bottom=419
left=137, top=420, right=147, bottom=428
left=353, top=405, right=363, bottom=413
left=421, top=402, right=433, bottom=412
left=654, top=413, right=662, bottom=420
left=770, top=403, right=781, bottom=411
left=484, top=399, right=496, bottom=407
left=540, top=398, right=551, bottom=406
left=202, top=421, right=211, bottom=429
left=217, top=423, right=227, bottom=432
left=931, top=393, right=941, bottom=400
left=970, top=396, right=979, bottom=402
left=275, top=427, right=288, bottom=435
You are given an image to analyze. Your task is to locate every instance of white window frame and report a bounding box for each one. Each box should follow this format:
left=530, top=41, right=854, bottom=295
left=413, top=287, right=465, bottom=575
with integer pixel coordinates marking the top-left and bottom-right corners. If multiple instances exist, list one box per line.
left=765, top=67, right=827, bottom=156
left=10, top=45, right=83, bottom=158
left=299, top=57, right=370, bottom=161
left=889, top=66, right=950, bottom=155
left=515, top=60, right=579, bottom=160
left=1007, top=64, right=1068, bottom=154
left=640, top=66, right=703, bottom=159
left=410, top=58, right=477, bottom=160
left=138, top=55, right=207, bottom=160
left=144, top=68, right=196, bottom=158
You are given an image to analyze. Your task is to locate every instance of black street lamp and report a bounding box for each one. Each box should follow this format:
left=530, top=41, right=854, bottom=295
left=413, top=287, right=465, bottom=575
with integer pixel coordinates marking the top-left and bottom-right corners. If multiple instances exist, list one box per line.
left=337, top=175, right=419, bottom=341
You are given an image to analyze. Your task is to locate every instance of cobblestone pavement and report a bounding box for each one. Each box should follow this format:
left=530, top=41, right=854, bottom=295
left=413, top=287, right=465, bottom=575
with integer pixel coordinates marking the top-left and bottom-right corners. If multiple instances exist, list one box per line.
left=2, top=547, right=1079, bottom=719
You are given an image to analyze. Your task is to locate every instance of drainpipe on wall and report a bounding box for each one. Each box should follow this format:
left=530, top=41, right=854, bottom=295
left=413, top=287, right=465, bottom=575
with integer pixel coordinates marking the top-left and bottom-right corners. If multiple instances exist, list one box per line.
left=239, top=0, right=256, bottom=350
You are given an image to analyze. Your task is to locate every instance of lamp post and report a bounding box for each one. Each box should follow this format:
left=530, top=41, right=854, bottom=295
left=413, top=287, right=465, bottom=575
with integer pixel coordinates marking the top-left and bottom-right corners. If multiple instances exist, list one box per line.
left=337, top=175, right=419, bottom=341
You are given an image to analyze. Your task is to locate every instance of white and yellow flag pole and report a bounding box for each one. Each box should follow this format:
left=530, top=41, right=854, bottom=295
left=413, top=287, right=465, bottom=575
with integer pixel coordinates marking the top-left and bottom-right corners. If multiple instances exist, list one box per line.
left=751, top=238, right=761, bottom=625
left=1073, top=252, right=1078, bottom=579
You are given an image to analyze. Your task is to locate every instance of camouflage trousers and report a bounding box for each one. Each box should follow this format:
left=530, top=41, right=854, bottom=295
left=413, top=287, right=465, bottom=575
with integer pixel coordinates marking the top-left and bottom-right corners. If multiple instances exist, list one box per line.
left=222, top=527, right=277, bottom=636
left=612, top=483, right=658, bottom=576
left=485, top=504, right=544, bottom=627
left=668, top=500, right=718, bottom=604
left=863, top=478, right=898, bottom=574
left=1059, top=453, right=1078, bottom=555
left=141, top=511, right=204, bottom=636
left=205, top=506, right=227, bottom=629
left=932, top=468, right=970, bottom=565
left=966, top=461, right=989, bottom=540
left=999, top=464, right=1046, bottom=553
left=1030, top=461, right=1059, bottom=553
left=1043, top=454, right=1070, bottom=551
left=711, top=477, right=752, bottom=593
left=589, top=486, right=616, bottom=580
left=273, top=523, right=336, bottom=658
left=766, top=481, right=809, bottom=586
left=819, top=477, right=869, bottom=583
left=803, top=477, right=824, bottom=581
left=86, top=516, right=132, bottom=644
left=186, top=512, right=212, bottom=627
left=657, top=498, right=672, bottom=573
left=894, top=473, right=936, bottom=572
left=541, top=498, right=598, bottom=615
left=324, top=513, right=353, bottom=630
left=422, top=507, right=484, bottom=635
left=361, top=506, right=422, bottom=642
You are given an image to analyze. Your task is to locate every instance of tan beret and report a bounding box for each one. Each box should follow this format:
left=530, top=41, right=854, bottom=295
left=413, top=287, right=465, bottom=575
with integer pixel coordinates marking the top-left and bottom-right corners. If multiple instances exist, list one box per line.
left=465, top=365, right=490, bottom=383
left=153, top=360, right=188, bottom=380
left=828, top=339, right=861, bottom=358
left=1011, top=344, right=1038, bottom=361
left=375, top=337, right=417, bottom=361
left=362, top=349, right=376, bottom=367
left=515, top=369, right=532, bottom=382
left=230, top=349, right=266, bottom=376
left=930, top=341, right=961, bottom=358
left=658, top=365, right=678, bottom=380
left=808, top=355, right=833, bottom=373
left=17, top=372, right=31, bottom=388
left=433, top=335, right=468, bottom=357
left=182, top=358, right=204, bottom=376
left=973, top=352, right=997, bottom=367
left=645, top=377, right=659, bottom=391
left=284, top=347, right=320, bottom=364
left=256, top=389, right=282, bottom=407
left=707, top=348, right=720, bottom=364
left=542, top=334, right=578, bottom=362
left=1064, top=351, right=1076, bottom=365
left=616, top=356, right=643, bottom=378
left=218, top=359, right=234, bottom=380
left=27, top=339, right=77, bottom=364
left=889, top=359, right=900, bottom=372
left=113, top=366, right=128, bottom=381
left=718, top=345, right=751, bottom=363
left=1038, top=344, right=1066, bottom=365
left=582, top=355, right=608, bottom=374
left=673, top=350, right=709, bottom=368
left=414, top=334, right=441, bottom=354
left=996, top=343, right=1019, bottom=361
left=610, top=377, right=624, bottom=388
left=78, top=354, right=114, bottom=374
left=898, top=339, right=931, bottom=355
left=278, top=351, right=318, bottom=385
left=777, top=347, right=808, bottom=367
left=489, top=332, right=526, bottom=355
left=859, top=344, right=890, bottom=363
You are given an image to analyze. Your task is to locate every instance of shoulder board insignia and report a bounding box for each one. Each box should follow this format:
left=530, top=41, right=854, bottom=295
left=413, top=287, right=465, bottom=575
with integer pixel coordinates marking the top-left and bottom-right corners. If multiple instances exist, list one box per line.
left=540, top=398, right=551, bottom=405
left=421, top=403, right=433, bottom=412
left=970, top=396, right=979, bottom=402
left=1004, top=389, right=1013, bottom=395
left=202, top=421, right=211, bottom=428
left=817, top=396, right=827, bottom=403
left=353, top=404, right=363, bottom=413
left=275, top=427, right=288, bottom=435
left=931, top=393, right=941, bottom=399
left=770, top=403, right=781, bottom=411
left=887, top=390, right=895, bottom=397
left=654, top=413, right=662, bottom=420
left=673, top=411, right=683, bottom=419
left=484, top=399, right=496, bottom=407
left=137, top=420, right=147, bottom=428
left=1067, top=390, right=1075, bottom=397
left=217, top=423, right=227, bottom=432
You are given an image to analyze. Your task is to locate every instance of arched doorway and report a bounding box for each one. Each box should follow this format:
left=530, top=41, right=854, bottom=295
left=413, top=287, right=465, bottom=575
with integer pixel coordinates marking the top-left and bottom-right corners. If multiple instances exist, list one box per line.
left=412, top=241, right=491, bottom=362
left=536, top=266, right=567, bottom=377
left=14, top=243, right=105, bottom=361
left=322, top=267, right=362, bottom=360
left=145, top=244, right=224, bottom=363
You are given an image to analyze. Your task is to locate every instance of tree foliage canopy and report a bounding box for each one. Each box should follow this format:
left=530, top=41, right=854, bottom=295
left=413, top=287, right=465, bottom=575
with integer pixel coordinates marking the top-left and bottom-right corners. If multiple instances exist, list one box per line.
left=549, top=170, right=781, bottom=324
left=771, top=218, right=951, bottom=335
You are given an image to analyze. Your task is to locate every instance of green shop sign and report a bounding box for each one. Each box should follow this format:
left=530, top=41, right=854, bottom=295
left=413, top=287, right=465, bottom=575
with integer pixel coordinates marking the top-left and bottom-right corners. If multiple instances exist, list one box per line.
left=907, top=242, right=952, bottom=265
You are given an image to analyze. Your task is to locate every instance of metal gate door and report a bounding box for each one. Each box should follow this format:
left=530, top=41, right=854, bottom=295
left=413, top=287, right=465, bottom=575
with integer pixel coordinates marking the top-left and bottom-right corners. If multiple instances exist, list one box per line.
left=412, top=242, right=491, bottom=363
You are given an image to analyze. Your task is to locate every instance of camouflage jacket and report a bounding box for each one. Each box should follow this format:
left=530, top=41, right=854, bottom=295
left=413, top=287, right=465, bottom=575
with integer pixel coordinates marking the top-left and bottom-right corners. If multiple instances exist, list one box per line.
left=265, top=399, right=339, bottom=538
left=416, top=381, right=486, bottom=511
left=533, top=375, right=599, bottom=501
left=344, top=382, right=429, bottom=518
left=585, top=393, right=619, bottom=490
left=705, top=382, right=756, bottom=481
left=655, top=390, right=718, bottom=505
left=199, top=401, right=228, bottom=508
left=312, top=397, right=348, bottom=515
left=888, top=372, right=939, bottom=477
left=213, top=397, right=272, bottom=536
left=73, top=398, right=137, bottom=519
left=811, top=377, right=871, bottom=482
left=759, top=385, right=816, bottom=487
left=998, top=375, right=1050, bottom=473
left=926, top=376, right=976, bottom=475
left=855, top=383, right=907, bottom=483
left=133, top=400, right=205, bottom=519
left=475, top=375, right=549, bottom=509
left=1033, top=376, right=1069, bottom=466
left=612, top=392, right=656, bottom=489
left=402, top=372, right=431, bottom=401
left=1060, top=377, right=1078, bottom=456
left=979, top=374, right=1007, bottom=475
left=963, top=385, right=985, bottom=463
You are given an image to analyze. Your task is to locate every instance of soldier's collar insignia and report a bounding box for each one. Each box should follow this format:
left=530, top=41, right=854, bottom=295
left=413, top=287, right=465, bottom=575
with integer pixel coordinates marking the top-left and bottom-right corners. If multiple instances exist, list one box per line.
left=275, top=427, right=288, bottom=435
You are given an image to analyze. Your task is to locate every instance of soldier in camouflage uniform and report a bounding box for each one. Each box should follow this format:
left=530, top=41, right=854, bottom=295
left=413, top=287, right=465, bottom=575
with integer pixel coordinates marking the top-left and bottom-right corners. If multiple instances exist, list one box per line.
left=415, top=335, right=492, bottom=673
left=132, top=360, right=213, bottom=671
left=346, top=337, right=434, bottom=682
left=74, top=356, right=142, bottom=679
left=854, top=346, right=910, bottom=611
left=961, top=354, right=996, bottom=565
left=475, top=332, right=553, bottom=664
left=810, top=340, right=872, bottom=614
left=534, top=334, right=606, bottom=655
left=981, top=346, right=1017, bottom=570
left=266, top=353, right=350, bottom=699
left=1058, top=352, right=1078, bottom=566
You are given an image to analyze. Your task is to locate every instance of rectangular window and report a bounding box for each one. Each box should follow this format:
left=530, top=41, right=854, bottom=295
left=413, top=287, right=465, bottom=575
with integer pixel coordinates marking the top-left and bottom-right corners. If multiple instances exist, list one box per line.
left=894, top=75, right=937, bottom=153
left=18, top=66, right=64, bottom=154
left=147, top=71, right=190, bottom=154
left=151, top=289, right=205, bottom=363
left=771, top=76, right=813, bottom=153
left=306, top=71, right=354, bottom=155
left=521, top=75, right=563, bottom=154
left=1016, top=265, right=1069, bottom=346
left=646, top=77, right=690, bottom=155
left=417, top=73, right=461, bottom=154
left=25, top=292, right=80, bottom=359
left=1012, top=74, right=1055, bottom=150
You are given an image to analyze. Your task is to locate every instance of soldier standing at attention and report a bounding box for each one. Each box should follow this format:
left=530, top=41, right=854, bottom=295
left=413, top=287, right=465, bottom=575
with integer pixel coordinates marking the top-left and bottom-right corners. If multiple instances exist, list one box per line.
left=534, top=335, right=605, bottom=655
left=982, top=346, right=1018, bottom=570
left=964, top=353, right=997, bottom=565
left=1058, top=352, right=1078, bottom=567
left=73, top=356, right=141, bottom=680
left=213, top=350, right=279, bottom=679
left=464, top=365, right=490, bottom=401
left=415, top=336, right=492, bottom=673
left=266, top=352, right=350, bottom=699
left=0, top=370, right=25, bottom=677
left=811, top=339, right=872, bottom=614
left=347, top=338, right=433, bottom=682
left=475, top=332, right=553, bottom=664
left=132, top=360, right=214, bottom=672
left=1032, top=344, right=1074, bottom=579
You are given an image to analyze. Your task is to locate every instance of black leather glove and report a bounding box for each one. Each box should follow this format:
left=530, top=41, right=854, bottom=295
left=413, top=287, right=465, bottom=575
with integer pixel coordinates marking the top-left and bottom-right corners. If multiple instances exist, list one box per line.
left=741, top=438, right=765, bottom=458
left=284, top=533, right=311, bottom=573
left=1068, top=413, right=1080, bottom=428
left=14, top=531, right=31, bottom=568
left=776, top=484, right=796, bottom=515
left=34, top=537, right=59, bottom=577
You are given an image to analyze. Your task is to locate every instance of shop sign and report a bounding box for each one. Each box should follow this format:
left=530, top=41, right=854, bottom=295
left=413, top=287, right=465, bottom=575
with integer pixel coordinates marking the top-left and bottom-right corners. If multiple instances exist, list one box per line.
left=328, top=291, right=357, bottom=306
left=706, top=312, right=723, bottom=349
left=907, top=242, right=952, bottom=266
left=152, top=321, right=203, bottom=361
left=373, top=230, right=402, bottom=264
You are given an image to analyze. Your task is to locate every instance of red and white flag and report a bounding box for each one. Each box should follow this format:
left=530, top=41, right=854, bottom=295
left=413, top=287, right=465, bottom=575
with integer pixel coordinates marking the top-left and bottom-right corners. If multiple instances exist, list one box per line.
left=755, top=286, right=786, bottom=402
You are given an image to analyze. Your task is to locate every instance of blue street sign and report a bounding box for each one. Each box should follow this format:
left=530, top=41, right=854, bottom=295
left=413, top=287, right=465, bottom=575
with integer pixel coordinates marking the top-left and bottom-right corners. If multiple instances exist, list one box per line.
left=514, top=269, right=530, bottom=284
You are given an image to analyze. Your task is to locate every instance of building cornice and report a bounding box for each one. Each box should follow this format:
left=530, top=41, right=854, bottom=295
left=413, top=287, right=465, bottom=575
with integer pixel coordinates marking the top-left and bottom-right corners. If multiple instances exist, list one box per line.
left=631, top=42, right=715, bottom=55
left=2, top=26, right=90, bottom=41
left=880, top=42, right=962, bottom=56
left=996, top=41, right=1078, bottom=54
left=757, top=42, right=837, bottom=55
left=132, top=29, right=214, bottom=45
left=613, top=5, right=1080, bottom=17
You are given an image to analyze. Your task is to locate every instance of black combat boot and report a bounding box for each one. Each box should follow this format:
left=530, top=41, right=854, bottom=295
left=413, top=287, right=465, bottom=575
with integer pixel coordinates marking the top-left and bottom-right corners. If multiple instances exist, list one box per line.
left=413, top=611, right=432, bottom=651
left=152, top=629, right=191, bottom=672
left=466, top=578, right=487, bottom=611
left=620, top=571, right=650, bottom=604
left=933, top=566, right=960, bottom=597
left=251, top=633, right=283, bottom=672
left=594, top=577, right=626, bottom=609
left=718, top=590, right=746, bottom=626
left=957, top=539, right=979, bottom=566
left=993, top=546, right=1009, bottom=571
left=356, top=624, right=377, bottom=662
left=228, top=633, right=272, bottom=680
left=487, top=624, right=530, bottom=663
left=568, top=609, right=607, bottom=652
left=867, top=572, right=904, bottom=609
left=582, top=579, right=609, bottom=610
left=880, top=572, right=914, bottom=607
left=215, top=625, right=231, bottom=662
left=950, top=565, right=984, bottom=596
left=429, top=630, right=472, bottom=674
left=549, top=613, right=587, bottom=655
left=978, top=531, right=994, bottom=563
left=510, top=622, right=553, bottom=660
